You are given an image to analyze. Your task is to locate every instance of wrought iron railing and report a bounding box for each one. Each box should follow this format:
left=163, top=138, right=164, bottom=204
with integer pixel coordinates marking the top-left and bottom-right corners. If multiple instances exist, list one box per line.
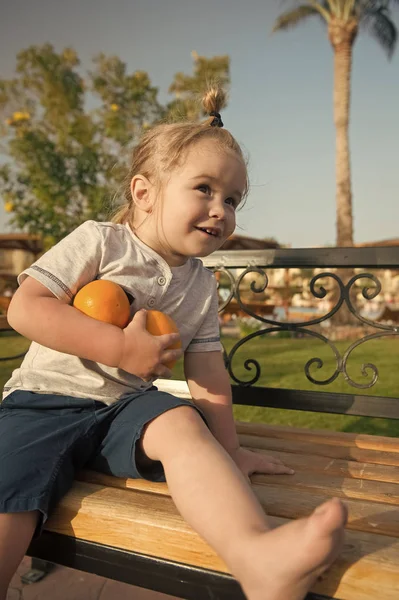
left=202, top=246, right=399, bottom=418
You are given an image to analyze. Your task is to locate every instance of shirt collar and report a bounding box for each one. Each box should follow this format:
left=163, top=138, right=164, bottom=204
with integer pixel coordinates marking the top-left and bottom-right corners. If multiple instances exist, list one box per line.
left=125, top=223, right=193, bottom=280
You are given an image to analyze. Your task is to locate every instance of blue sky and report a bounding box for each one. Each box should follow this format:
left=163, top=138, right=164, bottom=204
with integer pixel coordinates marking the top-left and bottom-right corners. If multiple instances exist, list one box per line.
left=0, top=0, right=398, bottom=247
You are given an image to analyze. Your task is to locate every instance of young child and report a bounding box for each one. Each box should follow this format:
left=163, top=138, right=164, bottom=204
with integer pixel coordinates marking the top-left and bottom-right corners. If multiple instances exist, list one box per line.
left=0, top=88, right=347, bottom=600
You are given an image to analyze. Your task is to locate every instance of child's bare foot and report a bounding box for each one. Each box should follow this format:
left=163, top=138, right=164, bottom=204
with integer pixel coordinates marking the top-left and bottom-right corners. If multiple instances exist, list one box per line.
left=234, top=497, right=347, bottom=600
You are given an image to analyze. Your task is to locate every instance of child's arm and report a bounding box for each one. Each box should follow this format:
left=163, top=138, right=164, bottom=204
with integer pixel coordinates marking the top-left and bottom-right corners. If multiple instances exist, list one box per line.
left=8, top=276, right=124, bottom=367
left=184, top=350, right=239, bottom=453
left=8, top=276, right=181, bottom=379
left=185, top=351, right=294, bottom=477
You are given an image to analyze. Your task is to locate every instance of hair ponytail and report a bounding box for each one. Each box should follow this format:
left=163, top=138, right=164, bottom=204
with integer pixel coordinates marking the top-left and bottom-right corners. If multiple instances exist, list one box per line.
left=202, top=87, right=226, bottom=127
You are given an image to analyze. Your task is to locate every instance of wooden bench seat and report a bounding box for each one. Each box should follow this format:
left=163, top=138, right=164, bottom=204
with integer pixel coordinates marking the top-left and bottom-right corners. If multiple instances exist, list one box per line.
left=33, top=420, right=399, bottom=600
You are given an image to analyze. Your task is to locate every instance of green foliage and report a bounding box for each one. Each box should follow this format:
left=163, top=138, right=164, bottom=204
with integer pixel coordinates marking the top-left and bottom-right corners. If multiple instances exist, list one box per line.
left=90, top=54, right=163, bottom=146
left=272, top=5, right=320, bottom=32
left=0, top=45, right=230, bottom=243
left=167, top=51, right=230, bottom=121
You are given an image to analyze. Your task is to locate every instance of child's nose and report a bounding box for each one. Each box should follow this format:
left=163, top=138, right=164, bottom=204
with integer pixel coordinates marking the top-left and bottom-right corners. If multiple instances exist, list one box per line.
left=209, top=199, right=225, bottom=219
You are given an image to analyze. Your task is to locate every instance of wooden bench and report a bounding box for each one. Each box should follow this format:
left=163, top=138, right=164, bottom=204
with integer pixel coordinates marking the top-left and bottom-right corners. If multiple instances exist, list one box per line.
left=20, top=246, right=399, bottom=598
left=27, top=379, right=399, bottom=600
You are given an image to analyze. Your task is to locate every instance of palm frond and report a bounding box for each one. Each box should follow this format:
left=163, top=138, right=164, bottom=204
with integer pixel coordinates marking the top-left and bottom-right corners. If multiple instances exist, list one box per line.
left=358, top=0, right=399, bottom=14
left=272, top=5, right=322, bottom=32
left=361, top=7, right=398, bottom=57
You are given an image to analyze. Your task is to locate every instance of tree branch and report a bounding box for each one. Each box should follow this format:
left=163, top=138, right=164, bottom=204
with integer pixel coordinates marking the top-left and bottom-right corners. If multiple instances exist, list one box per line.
left=307, top=0, right=331, bottom=21
left=342, top=0, right=358, bottom=21
left=362, top=7, right=398, bottom=57
left=272, top=5, right=324, bottom=33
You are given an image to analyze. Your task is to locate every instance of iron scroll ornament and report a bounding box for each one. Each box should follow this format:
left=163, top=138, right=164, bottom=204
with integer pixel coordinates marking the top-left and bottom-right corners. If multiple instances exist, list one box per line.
left=214, top=266, right=399, bottom=389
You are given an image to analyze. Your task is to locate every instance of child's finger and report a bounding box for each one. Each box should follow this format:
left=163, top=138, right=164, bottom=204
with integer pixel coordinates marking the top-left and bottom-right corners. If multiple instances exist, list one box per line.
left=130, top=308, right=147, bottom=328
left=259, top=462, right=295, bottom=475
left=255, top=451, right=289, bottom=466
left=253, top=455, right=295, bottom=475
left=158, top=332, right=181, bottom=349
left=162, top=348, right=183, bottom=363
left=269, top=463, right=295, bottom=475
left=268, top=456, right=291, bottom=467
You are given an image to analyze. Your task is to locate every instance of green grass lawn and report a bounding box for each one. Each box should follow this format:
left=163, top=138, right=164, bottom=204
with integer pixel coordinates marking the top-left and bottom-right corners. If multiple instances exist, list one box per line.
left=0, top=332, right=31, bottom=391
left=174, top=335, right=399, bottom=437
left=1, top=332, right=398, bottom=437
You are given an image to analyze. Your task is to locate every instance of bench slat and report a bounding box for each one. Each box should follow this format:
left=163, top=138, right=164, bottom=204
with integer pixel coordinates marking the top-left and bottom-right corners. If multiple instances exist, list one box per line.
left=155, top=379, right=399, bottom=420
left=77, top=470, right=399, bottom=538
left=47, top=482, right=226, bottom=573
left=79, top=468, right=399, bottom=508
left=251, top=471, right=399, bottom=506
left=236, top=422, right=399, bottom=452
left=44, top=481, right=399, bottom=600
left=252, top=484, right=399, bottom=538
left=252, top=448, right=399, bottom=484
left=239, top=434, right=399, bottom=466
left=79, top=445, right=399, bottom=486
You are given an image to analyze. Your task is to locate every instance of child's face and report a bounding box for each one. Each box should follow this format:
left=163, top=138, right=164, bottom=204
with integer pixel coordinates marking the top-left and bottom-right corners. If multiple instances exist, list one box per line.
left=139, top=139, right=247, bottom=266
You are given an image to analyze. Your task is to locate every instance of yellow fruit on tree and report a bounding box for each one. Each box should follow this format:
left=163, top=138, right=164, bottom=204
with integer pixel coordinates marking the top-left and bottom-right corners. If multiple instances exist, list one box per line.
left=12, top=111, right=30, bottom=122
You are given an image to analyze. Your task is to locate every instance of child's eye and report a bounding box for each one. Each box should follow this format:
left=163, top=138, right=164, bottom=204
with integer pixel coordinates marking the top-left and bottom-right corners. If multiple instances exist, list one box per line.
left=197, top=184, right=211, bottom=195
left=225, top=197, right=238, bottom=208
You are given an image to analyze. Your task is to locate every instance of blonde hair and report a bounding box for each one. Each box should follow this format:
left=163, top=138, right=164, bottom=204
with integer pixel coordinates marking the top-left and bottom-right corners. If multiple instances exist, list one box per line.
left=111, top=87, right=248, bottom=226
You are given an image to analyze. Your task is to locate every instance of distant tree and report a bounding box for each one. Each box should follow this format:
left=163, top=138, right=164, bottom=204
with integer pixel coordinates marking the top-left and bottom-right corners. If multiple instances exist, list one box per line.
left=273, top=1, right=398, bottom=247
left=167, top=50, right=230, bottom=121
left=0, top=45, right=230, bottom=244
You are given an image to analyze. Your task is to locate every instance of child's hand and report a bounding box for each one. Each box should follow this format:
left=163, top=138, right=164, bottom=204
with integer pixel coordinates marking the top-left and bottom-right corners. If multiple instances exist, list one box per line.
left=230, top=447, right=295, bottom=482
left=118, top=309, right=183, bottom=381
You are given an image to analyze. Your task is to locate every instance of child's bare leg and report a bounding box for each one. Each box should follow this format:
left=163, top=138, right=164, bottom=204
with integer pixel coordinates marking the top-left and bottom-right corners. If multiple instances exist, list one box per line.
left=140, top=406, right=347, bottom=600
left=0, top=511, right=39, bottom=600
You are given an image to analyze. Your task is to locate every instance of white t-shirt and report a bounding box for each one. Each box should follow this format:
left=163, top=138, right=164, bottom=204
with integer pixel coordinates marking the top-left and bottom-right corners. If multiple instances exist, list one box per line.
left=3, top=221, right=222, bottom=404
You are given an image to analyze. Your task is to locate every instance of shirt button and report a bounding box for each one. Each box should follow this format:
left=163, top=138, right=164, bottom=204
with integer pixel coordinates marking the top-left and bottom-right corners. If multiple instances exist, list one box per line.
left=148, top=297, right=156, bottom=307
left=157, top=276, right=166, bottom=286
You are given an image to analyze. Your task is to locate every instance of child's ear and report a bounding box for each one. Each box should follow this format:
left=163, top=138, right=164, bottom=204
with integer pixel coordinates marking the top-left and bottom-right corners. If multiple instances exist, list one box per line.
left=130, top=175, right=154, bottom=212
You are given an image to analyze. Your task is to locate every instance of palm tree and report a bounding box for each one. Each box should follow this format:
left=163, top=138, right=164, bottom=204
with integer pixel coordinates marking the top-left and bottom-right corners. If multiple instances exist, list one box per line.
left=273, top=1, right=398, bottom=247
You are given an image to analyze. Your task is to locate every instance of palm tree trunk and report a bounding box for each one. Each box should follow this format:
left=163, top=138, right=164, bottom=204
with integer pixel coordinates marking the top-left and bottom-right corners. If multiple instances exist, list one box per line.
left=328, top=20, right=358, bottom=328
left=329, top=19, right=358, bottom=247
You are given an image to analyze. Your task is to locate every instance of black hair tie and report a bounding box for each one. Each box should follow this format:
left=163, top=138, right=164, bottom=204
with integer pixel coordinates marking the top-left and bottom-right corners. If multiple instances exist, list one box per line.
left=209, top=111, right=224, bottom=128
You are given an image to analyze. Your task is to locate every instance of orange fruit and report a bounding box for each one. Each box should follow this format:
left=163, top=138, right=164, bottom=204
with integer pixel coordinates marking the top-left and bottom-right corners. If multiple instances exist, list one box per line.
left=146, top=310, right=182, bottom=369
left=73, top=280, right=130, bottom=328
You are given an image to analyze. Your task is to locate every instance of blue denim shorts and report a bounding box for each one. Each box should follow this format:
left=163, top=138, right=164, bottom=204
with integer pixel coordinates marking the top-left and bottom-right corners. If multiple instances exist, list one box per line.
left=0, top=388, right=204, bottom=534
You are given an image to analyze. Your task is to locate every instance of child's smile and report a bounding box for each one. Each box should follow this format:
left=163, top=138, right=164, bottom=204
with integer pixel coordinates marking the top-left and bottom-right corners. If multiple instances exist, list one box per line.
left=194, top=226, right=221, bottom=237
